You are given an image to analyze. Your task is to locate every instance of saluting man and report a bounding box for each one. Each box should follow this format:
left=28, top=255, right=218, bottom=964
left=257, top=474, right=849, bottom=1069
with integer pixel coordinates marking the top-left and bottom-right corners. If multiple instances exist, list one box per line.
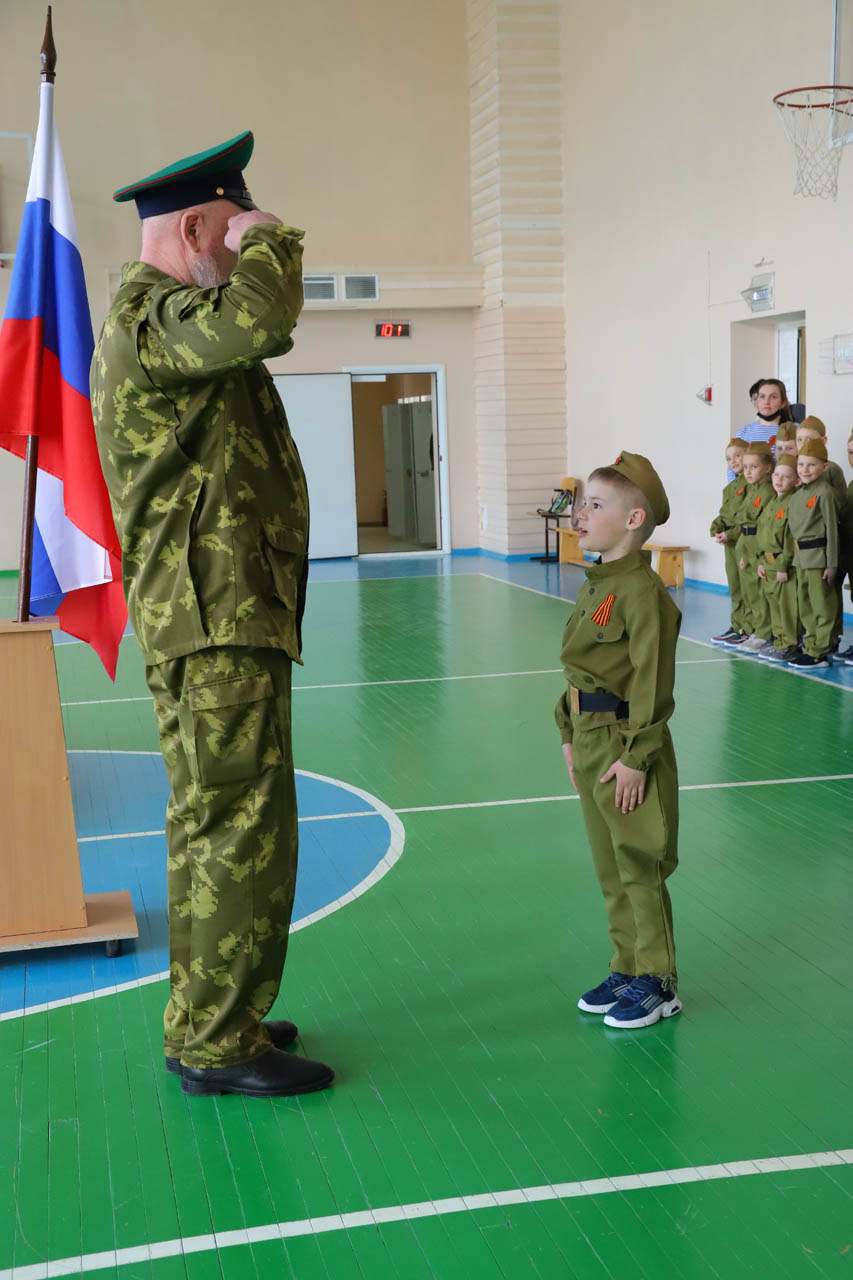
left=90, top=132, right=334, bottom=1098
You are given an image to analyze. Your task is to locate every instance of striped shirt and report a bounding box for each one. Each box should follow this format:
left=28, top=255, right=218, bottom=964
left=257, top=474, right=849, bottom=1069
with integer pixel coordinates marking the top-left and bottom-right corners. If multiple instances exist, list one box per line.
left=727, top=419, right=778, bottom=480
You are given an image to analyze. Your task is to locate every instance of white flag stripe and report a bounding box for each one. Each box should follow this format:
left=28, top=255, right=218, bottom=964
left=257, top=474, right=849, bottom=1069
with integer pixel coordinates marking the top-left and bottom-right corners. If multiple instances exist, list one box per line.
left=24, top=83, right=78, bottom=245
left=34, top=471, right=111, bottom=593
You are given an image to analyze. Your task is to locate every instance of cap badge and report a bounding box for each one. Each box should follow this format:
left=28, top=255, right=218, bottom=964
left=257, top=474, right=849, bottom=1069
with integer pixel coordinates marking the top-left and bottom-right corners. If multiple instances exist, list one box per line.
left=216, top=186, right=224, bottom=195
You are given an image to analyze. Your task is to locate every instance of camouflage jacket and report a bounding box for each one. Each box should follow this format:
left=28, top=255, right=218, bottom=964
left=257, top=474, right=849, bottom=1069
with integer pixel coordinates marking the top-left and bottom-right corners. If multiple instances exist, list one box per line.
left=90, top=224, right=309, bottom=666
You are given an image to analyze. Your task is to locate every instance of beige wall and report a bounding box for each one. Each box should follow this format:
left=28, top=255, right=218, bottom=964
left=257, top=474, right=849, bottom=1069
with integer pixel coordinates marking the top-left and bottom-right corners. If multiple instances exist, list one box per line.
left=0, top=0, right=477, bottom=569
left=561, top=0, right=852, bottom=585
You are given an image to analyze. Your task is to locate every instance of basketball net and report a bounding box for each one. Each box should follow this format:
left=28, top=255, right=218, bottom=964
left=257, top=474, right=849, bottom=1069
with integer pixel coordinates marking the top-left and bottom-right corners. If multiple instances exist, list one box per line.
left=773, top=85, right=853, bottom=199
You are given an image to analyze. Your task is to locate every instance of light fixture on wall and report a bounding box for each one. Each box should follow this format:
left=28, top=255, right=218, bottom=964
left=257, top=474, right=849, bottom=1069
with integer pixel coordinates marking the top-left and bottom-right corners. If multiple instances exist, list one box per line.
left=741, top=272, right=775, bottom=312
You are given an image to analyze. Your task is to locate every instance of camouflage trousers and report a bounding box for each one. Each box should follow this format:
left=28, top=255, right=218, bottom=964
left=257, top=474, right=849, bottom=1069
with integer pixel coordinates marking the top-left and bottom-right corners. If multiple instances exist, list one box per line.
left=145, top=646, right=298, bottom=1069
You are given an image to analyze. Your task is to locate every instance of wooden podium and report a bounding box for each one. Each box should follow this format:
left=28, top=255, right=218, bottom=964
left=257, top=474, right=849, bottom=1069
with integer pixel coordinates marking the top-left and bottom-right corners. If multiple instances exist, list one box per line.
left=0, top=618, right=138, bottom=956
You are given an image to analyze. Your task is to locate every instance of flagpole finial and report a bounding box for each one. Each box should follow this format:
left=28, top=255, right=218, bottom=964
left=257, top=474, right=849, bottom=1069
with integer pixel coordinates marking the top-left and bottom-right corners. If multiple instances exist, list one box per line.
left=40, top=6, right=56, bottom=83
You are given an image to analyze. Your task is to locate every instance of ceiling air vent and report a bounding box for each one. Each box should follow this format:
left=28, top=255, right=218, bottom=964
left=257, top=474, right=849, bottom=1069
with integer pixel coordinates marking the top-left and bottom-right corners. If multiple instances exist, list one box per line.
left=343, top=273, right=379, bottom=301
left=303, top=274, right=337, bottom=301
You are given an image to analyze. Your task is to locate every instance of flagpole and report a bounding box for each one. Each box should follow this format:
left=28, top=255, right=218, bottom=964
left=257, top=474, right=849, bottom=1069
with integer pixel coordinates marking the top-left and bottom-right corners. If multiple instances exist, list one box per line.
left=16, top=6, right=55, bottom=624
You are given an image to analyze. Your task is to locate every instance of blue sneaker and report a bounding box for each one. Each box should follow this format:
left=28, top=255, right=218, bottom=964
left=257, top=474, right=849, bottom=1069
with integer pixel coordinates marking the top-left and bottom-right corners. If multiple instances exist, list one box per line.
left=577, top=972, right=632, bottom=1013
left=602, top=975, right=682, bottom=1029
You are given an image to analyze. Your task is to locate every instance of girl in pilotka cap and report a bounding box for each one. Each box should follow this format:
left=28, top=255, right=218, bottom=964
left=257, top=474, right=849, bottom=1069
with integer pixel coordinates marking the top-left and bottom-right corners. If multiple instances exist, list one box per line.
left=555, top=452, right=682, bottom=1029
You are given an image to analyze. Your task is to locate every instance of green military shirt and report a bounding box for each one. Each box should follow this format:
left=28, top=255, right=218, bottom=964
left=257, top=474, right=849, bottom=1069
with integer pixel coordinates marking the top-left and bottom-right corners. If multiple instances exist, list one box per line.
left=825, top=459, right=847, bottom=506
left=734, top=477, right=774, bottom=562
left=756, top=492, right=795, bottom=573
left=710, top=476, right=747, bottom=543
left=787, top=476, right=839, bottom=570
left=555, top=549, right=682, bottom=771
left=90, top=224, right=309, bottom=665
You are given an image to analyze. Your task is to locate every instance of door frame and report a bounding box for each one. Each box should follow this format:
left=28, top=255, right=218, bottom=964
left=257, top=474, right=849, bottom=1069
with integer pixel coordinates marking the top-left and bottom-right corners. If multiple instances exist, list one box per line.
left=343, top=363, right=451, bottom=554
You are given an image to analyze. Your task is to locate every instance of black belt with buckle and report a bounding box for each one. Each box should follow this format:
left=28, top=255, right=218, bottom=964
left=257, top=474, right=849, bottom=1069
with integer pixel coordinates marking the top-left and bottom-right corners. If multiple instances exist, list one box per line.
left=796, top=536, right=827, bottom=550
left=576, top=691, right=629, bottom=719
left=740, top=525, right=758, bottom=536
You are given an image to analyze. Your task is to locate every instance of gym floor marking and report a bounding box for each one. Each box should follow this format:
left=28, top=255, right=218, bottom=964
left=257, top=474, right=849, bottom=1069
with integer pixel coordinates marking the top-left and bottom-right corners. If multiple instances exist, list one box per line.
left=4, top=560, right=852, bottom=1278
left=4, top=1148, right=852, bottom=1280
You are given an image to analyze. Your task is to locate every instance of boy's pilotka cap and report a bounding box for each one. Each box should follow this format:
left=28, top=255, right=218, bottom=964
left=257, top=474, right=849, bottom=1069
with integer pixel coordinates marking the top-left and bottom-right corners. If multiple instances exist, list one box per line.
left=113, top=131, right=258, bottom=219
left=775, top=420, right=796, bottom=441
left=798, top=438, right=828, bottom=460
left=799, top=415, right=826, bottom=437
left=773, top=452, right=798, bottom=469
left=727, top=437, right=748, bottom=449
left=606, top=451, right=670, bottom=525
left=743, top=441, right=773, bottom=458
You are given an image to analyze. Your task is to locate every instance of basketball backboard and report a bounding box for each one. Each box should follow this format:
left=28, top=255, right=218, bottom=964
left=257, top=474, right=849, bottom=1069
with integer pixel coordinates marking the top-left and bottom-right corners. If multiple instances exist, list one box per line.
left=832, top=0, right=853, bottom=143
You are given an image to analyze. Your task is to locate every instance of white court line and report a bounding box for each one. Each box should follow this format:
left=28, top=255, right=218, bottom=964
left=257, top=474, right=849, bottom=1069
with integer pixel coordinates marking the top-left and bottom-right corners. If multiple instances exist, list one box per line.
left=3, top=1148, right=851, bottom=1279
left=60, top=658, right=732, bottom=706
left=74, top=771, right=853, bottom=841
left=0, top=769, right=404, bottom=1025
left=5, top=766, right=850, bottom=1022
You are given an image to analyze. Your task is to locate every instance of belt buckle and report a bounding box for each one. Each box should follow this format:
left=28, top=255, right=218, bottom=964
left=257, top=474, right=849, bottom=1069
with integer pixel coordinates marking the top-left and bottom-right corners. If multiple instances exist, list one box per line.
left=569, top=686, right=580, bottom=714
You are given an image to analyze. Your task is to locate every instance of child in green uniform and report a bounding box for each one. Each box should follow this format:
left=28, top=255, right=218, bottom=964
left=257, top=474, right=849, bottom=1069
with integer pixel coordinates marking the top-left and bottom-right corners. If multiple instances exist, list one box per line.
left=796, top=417, right=846, bottom=651
left=731, top=442, right=775, bottom=654
left=838, top=428, right=853, bottom=666
left=711, top=437, right=749, bottom=645
left=787, top=438, right=839, bottom=669
left=756, top=452, right=799, bottom=662
left=556, top=451, right=682, bottom=1030
left=773, top=419, right=798, bottom=460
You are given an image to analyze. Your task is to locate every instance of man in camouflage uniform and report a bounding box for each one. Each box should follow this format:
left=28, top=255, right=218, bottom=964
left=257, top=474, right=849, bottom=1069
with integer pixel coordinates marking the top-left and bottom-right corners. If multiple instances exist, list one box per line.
left=90, top=132, right=333, bottom=1098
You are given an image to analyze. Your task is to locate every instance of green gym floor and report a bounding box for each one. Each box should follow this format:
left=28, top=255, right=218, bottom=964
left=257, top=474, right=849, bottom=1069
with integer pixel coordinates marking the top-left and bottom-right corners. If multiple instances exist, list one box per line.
left=1, top=557, right=852, bottom=1279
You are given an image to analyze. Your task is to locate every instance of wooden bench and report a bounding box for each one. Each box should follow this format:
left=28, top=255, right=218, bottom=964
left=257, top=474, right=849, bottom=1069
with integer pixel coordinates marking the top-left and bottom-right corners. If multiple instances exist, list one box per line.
left=557, top=525, right=584, bottom=565
left=642, top=541, right=689, bottom=588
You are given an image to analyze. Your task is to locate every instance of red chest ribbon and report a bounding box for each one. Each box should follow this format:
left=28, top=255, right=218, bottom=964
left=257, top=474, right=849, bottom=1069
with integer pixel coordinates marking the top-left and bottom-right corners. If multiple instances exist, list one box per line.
left=753, top=496, right=762, bottom=508
left=591, top=593, right=616, bottom=627
left=775, top=508, right=786, bottom=519
left=806, top=494, right=817, bottom=509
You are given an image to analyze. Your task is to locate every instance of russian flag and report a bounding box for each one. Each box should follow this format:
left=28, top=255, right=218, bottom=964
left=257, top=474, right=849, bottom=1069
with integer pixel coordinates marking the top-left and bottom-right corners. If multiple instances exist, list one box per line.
left=0, top=81, right=126, bottom=679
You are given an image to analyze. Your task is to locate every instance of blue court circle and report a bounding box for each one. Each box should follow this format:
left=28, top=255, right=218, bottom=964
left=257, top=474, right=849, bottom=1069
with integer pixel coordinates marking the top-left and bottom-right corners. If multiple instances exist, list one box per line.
left=0, top=752, right=402, bottom=1017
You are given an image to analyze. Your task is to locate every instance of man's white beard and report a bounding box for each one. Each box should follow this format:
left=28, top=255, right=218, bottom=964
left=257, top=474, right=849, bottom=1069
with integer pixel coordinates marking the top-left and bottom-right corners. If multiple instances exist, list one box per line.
left=189, top=255, right=225, bottom=288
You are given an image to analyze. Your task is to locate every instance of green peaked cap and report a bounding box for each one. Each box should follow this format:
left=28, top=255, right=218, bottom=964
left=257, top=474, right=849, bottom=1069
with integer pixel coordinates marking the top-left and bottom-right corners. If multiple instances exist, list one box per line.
left=112, top=130, right=256, bottom=218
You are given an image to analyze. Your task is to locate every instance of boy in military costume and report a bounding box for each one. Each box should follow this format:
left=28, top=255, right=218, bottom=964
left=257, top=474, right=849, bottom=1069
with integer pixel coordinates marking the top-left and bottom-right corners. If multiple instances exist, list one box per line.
left=710, top=437, right=749, bottom=646
left=839, top=429, right=853, bottom=666
left=773, top=419, right=798, bottom=459
left=787, top=438, right=839, bottom=669
left=556, top=452, right=682, bottom=1029
left=91, top=132, right=334, bottom=1098
left=756, top=452, right=799, bottom=663
left=730, top=442, right=775, bottom=654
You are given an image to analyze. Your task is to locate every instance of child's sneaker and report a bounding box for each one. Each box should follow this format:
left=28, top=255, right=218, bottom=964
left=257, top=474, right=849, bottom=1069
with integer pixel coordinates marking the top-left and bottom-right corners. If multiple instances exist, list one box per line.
left=756, top=641, right=777, bottom=659
left=602, top=975, right=682, bottom=1029
left=787, top=653, right=830, bottom=669
left=577, top=972, right=632, bottom=1013
left=719, top=631, right=749, bottom=649
left=711, top=627, right=740, bottom=645
left=766, top=645, right=797, bottom=663
left=840, top=646, right=853, bottom=667
left=739, top=634, right=767, bottom=654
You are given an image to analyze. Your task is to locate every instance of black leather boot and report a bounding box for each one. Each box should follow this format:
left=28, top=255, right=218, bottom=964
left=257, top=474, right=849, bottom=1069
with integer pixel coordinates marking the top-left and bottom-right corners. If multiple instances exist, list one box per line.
left=181, top=1048, right=334, bottom=1097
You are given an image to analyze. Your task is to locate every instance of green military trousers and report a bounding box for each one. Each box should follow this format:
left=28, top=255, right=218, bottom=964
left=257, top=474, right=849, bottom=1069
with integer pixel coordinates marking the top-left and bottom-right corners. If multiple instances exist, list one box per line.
left=571, top=720, right=678, bottom=987
left=145, top=646, right=298, bottom=1069
left=737, top=547, right=770, bottom=639
left=762, top=569, right=799, bottom=651
left=796, top=569, right=838, bottom=658
left=724, top=543, right=749, bottom=633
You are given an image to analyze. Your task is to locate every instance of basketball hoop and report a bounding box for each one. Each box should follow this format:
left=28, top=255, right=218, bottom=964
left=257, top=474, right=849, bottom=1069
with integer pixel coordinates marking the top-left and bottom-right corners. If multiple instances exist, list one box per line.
left=773, top=85, right=853, bottom=199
